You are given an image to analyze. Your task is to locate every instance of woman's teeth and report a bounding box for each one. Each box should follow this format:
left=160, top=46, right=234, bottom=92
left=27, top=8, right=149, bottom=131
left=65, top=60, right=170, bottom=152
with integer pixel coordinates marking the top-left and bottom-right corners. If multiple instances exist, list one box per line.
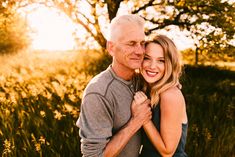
left=146, top=71, right=157, bottom=76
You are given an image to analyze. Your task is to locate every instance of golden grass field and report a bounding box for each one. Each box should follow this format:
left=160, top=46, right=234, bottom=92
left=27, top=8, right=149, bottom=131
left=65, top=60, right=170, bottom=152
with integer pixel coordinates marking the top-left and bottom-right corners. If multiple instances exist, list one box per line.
left=0, top=50, right=234, bottom=156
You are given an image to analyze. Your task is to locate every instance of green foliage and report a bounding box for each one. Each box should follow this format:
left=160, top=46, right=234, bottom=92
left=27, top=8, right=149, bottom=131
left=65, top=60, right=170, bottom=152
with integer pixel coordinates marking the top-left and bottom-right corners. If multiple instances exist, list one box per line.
left=0, top=50, right=234, bottom=156
left=181, top=65, right=235, bottom=156
left=0, top=3, right=30, bottom=54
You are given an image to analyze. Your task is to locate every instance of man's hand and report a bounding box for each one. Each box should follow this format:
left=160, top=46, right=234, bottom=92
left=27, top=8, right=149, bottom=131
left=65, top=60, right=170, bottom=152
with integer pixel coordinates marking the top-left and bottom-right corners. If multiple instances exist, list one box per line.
left=131, top=91, right=152, bottom=126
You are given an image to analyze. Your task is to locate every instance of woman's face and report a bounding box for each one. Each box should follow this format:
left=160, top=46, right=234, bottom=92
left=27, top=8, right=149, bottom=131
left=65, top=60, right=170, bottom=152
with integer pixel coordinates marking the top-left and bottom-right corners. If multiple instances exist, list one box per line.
left=141, top=42, right=165, bottom=85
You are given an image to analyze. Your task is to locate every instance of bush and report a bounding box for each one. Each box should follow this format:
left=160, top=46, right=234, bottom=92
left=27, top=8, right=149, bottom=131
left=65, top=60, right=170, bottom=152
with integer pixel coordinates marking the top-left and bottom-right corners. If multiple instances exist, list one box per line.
left=0, top=7, right=30, bottom=54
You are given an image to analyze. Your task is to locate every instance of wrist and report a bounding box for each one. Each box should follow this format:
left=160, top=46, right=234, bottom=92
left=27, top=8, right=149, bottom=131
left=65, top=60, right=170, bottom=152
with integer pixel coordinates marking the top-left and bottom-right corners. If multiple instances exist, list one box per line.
left=143, top=121, right=152, bottom=128
left=128, top=117, right=142, bottom=133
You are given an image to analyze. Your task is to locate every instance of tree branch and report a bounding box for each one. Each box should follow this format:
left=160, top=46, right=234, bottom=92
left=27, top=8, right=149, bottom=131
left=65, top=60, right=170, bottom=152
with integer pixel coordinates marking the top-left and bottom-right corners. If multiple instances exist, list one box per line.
left=85, top=0, right=96, bottom=8
left=77, top=11, right=94, bottom=24
left=145, top=18, right=197, bottom=35
left=132, top=0, right=163, bottom=14
left=74, top=13, right=96, bottom=39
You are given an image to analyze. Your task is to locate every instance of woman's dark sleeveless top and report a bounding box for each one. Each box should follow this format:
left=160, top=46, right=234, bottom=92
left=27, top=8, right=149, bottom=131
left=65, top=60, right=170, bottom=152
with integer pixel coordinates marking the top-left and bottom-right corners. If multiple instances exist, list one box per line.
left=139, top=104, right=188, bottom=157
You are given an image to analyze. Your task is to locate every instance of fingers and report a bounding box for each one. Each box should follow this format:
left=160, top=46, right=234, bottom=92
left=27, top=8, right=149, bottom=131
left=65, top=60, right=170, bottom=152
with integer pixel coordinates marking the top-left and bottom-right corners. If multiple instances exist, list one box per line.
left=143, top=110, right=152, bottom=125
left=131, top=95, right=152, bottom=124
left=135, top=91, right=147, bottom=98
left=131, top=91, right=152, bottom=126
left=142, top=99, right=151, bottom=106
left=134, top=91, right=148, bottom=105
left=142, top=104, right=152, bottom=125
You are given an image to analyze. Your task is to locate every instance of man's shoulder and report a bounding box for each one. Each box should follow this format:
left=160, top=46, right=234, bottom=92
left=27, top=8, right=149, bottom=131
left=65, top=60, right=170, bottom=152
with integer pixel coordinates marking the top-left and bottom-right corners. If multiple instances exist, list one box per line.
left=84, top=69, right=114, bottom=96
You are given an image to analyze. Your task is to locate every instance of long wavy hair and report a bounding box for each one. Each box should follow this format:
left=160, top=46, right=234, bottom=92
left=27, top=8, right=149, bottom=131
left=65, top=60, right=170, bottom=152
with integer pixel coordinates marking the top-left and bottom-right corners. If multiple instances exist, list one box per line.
left=141, top=35, right=183, bottom=107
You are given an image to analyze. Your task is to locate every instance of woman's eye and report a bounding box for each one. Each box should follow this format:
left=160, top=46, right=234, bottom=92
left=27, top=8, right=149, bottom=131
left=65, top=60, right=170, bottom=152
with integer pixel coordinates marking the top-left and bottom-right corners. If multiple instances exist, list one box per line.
left=159, top=60, right=165, bottom=63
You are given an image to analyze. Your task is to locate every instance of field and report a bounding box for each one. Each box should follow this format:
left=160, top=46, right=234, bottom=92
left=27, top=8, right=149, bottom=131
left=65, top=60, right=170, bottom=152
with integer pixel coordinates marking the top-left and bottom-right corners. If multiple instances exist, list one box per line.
left=0, top=50, right=234, bottom=156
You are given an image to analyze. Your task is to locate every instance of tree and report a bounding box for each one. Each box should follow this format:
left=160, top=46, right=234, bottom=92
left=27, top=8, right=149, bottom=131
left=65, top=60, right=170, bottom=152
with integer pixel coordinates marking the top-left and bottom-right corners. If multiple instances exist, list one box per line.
left=17, top=0, right=235, bottom=58
left=0, top=0, right=30, bottom=54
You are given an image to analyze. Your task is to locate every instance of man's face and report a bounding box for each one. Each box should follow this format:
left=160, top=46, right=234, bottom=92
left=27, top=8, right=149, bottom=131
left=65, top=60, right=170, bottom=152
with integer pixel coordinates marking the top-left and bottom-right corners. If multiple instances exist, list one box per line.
left=110, top=24, right=145, bottom=71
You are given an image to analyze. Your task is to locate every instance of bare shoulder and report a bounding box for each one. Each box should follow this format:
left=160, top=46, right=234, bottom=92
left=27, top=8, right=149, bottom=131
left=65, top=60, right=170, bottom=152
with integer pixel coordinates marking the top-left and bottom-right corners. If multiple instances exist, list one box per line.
left=161, top=86, right=184, bottom=98
left=160, top=87, right=185, bottom=107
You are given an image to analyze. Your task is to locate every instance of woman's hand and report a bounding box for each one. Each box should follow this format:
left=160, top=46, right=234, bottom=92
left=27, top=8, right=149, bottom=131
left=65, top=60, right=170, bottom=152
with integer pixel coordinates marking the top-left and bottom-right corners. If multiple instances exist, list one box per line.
left=133, top=91, right=148, bottom=105
left=131, top=91, right=151, bottom=126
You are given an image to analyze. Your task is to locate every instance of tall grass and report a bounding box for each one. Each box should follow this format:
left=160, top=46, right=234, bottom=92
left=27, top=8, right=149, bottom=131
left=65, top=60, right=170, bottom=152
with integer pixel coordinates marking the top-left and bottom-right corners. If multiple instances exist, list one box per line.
left=0, top=50, right=92, bottom=156
left=181, top=65, right=235, bottom=156
left=0, top=50, right=234, bottom=156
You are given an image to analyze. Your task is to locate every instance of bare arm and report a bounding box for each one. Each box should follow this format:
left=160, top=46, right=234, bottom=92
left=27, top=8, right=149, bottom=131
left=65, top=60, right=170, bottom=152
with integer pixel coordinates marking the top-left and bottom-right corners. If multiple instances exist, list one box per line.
left=136, top=89, right=186, bottom=156
left=104, top=97, right=152, bottom=157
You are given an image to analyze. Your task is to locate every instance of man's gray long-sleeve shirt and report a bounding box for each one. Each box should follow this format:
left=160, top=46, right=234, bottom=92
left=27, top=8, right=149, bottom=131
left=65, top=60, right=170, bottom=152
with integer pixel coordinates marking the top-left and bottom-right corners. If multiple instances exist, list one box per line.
left=77, top=66, right=141, bottom=157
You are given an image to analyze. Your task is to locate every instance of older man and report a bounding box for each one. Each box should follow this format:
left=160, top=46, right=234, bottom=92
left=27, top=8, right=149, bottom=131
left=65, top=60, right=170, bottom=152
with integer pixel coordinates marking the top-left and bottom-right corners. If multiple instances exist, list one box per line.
left=77, top=14, right=151, bottom=157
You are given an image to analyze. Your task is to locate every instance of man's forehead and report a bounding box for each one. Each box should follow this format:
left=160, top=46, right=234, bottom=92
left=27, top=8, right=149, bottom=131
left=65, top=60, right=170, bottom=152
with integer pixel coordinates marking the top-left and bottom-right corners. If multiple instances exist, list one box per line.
left=117, top=28, right=145, bottom=42
left=120, top=35, right=145, bottom=43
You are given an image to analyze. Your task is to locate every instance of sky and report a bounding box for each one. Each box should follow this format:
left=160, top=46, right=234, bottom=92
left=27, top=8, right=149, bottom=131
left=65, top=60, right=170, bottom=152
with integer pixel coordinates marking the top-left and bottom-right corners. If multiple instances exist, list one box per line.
left=23, top=6, right=77, bottom=51
left=21, top=4, right=195, bottom=51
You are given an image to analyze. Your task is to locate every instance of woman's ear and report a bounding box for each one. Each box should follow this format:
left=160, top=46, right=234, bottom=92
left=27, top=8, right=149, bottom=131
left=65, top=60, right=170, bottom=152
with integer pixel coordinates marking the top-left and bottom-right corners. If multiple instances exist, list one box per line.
left=107, top=41, right=114, bottom=56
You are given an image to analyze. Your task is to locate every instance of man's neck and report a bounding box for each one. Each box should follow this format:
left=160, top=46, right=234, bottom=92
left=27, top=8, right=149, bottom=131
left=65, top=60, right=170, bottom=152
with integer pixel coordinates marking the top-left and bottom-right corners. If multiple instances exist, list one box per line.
left=111, top=64, right=135, bottom=81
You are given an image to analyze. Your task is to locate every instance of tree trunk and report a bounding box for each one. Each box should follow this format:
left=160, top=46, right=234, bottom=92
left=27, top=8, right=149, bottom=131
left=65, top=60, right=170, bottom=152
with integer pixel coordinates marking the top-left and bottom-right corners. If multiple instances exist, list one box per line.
left=105, top=0, right=122, bottom=21
left=195, top=47, right=199, bottom=65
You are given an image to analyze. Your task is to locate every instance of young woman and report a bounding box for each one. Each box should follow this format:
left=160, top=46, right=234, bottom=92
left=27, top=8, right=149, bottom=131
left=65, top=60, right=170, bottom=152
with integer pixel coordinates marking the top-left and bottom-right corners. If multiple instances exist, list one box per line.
left=133, top=35, right=188, bottom=157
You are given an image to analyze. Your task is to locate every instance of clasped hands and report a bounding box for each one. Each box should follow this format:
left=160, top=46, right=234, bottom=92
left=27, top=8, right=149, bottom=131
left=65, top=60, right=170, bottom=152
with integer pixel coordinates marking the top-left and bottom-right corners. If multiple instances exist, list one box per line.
left=131, top=91, right=152, bottom=126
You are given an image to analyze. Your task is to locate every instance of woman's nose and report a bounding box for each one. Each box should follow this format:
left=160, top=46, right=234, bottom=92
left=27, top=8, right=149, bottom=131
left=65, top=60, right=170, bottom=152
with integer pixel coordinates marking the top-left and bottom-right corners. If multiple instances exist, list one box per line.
left=149, top=61, right=157, bottom=69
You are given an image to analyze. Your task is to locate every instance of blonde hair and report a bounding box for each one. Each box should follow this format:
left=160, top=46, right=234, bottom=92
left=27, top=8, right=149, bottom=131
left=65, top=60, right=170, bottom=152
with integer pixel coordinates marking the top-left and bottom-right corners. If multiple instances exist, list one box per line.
left=108, top=14, right=145, bottom=42
left=143, top=35, right=183, bottom=107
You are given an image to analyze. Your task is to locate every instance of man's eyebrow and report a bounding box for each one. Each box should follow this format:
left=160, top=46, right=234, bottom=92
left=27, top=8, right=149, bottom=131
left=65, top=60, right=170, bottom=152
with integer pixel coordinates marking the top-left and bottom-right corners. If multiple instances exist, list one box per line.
left=127, top=40, right=145, bottom=43
left=127, top=40, right=137, bottom=43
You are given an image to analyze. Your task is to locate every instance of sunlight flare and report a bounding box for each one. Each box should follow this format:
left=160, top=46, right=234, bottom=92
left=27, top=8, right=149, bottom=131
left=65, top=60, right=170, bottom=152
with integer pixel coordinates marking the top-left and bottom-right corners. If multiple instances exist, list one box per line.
left=26, top=6, right=77, bottom=51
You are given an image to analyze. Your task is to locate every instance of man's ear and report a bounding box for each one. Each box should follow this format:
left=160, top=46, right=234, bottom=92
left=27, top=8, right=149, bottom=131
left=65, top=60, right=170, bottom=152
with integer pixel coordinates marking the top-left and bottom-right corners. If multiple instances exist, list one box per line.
left=107, top=41, right=114, bottom=56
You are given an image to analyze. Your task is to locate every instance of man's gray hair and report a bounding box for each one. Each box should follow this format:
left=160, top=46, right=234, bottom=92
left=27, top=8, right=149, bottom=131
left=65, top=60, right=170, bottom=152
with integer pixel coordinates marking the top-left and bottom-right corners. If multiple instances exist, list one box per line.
left=108, top=14, right=145, bottom=42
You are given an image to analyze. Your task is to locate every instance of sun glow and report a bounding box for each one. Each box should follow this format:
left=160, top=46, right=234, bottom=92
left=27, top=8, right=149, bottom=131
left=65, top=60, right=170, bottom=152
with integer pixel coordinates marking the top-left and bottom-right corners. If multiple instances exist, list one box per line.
left=25, top=6, right=77, bottom=51
left=20, top=3, right=195, bottom=51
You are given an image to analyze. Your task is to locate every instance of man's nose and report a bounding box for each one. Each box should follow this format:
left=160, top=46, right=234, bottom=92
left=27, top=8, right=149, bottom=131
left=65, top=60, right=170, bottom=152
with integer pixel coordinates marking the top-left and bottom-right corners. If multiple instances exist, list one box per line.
left=134, top=43, right=144, bottom=55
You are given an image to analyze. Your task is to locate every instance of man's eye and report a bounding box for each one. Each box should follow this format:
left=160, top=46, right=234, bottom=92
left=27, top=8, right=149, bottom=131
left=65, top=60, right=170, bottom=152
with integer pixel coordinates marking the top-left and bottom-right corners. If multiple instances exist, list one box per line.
left=144, top=57, right=150, bottom=60
left=127, top=42, right=135, bottom=46
left=140, top=42, right=145, bottom=47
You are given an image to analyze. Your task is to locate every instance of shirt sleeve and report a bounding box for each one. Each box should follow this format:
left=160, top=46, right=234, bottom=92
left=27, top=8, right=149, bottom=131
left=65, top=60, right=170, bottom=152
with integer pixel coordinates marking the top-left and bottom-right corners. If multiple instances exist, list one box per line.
left=77, top=93, right=114, bottom=157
